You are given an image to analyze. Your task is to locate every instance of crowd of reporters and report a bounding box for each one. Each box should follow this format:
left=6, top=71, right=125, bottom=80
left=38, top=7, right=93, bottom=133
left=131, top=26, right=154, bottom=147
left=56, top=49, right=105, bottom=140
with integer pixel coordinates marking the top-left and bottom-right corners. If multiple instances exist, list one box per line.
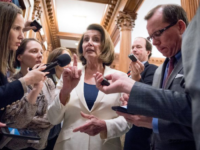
left=0, top=1, right=200, bottom=150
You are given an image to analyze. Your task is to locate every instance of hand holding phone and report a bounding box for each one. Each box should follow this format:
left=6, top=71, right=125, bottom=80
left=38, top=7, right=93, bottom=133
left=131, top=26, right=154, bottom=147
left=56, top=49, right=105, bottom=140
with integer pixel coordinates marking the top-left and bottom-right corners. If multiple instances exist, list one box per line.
left=112, top=106, right=134, bottom=115
left=30, top=20, right=42, bottom=32
left=1, top=127, right=40, bottom=140
left=101, top=77, right=110, bottom=86
left=128, top=54, right=137, bottom=62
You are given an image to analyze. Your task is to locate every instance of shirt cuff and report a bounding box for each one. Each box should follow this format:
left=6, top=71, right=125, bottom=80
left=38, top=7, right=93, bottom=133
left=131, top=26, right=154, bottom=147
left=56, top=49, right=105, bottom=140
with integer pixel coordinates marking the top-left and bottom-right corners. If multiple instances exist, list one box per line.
left=100, top=130, right=107, bottom=139
left=19, top=77, right=27, bottom=93
left=152, top=118, right=159, bottom=134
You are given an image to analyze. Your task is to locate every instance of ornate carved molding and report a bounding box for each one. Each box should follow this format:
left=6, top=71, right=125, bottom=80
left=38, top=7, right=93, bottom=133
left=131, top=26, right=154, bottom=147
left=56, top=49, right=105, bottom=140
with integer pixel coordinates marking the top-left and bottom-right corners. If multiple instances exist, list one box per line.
left=101, top=0, right=118, bottom=29
left=116, top=11, right=136, bottom=31
left=32, top=0, right=42, bottom=20
left=79, top=0, right=113, bottom=4
left=44, top=0, right=60, bottom=48
left=149, top=57, right=165, bottom=66
left=57, top=32, right=82, bottom=41
left=47, top=43, right=53, bottom=52
left=110, top=25, right=119, bottom=46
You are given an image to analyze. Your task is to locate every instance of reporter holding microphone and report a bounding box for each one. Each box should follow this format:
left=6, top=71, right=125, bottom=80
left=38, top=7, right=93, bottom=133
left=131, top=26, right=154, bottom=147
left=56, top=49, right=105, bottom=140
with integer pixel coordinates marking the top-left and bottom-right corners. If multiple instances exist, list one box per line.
left=0, top=2, right=47, bottom=123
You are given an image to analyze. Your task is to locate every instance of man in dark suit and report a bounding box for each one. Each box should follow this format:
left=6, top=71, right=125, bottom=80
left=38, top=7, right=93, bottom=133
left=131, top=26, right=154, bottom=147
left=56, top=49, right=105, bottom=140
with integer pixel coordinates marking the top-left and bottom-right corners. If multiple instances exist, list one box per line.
left=95, top=4, right=196, bottom=150
left=182, top=6, right=200, bottom=150
left=124, top=37, right=157, bottom=150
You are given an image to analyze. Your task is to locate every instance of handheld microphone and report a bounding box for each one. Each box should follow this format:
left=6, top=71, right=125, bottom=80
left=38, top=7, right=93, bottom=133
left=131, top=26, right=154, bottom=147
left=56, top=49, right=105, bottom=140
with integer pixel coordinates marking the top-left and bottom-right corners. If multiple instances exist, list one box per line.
left=42, top=54, right=71, bottom=72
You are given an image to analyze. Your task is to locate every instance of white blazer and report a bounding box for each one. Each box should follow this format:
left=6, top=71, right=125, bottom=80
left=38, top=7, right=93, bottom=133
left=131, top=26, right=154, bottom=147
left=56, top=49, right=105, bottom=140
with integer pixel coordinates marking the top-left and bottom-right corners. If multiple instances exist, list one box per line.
left=48, top=66, right=130, bottom=150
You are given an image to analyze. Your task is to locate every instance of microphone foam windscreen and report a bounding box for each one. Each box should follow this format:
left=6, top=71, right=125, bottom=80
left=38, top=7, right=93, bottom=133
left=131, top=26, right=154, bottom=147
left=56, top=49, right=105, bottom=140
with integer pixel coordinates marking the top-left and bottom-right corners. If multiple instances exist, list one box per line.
left=57, top=54, right=71, bottom=67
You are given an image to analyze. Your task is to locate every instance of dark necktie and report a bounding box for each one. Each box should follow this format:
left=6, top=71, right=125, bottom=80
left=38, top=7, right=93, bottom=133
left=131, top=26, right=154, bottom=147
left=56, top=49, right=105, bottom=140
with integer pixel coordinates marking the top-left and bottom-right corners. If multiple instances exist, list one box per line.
left=167, top=56, right=175, bottom=78
left=163, top=57, right=175, bottom=87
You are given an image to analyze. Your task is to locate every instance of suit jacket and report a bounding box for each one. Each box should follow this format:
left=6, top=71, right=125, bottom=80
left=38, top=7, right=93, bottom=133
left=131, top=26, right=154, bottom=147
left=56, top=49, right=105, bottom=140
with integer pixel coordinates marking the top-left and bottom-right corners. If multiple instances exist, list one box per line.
left=0, top=72, right=24, bottom=119
left=124, top=62, right=157, bottom=150
left=48, top=66, right=131, bottom=150
left=127, top=57, right=195, bottom=150
left=182, top=6, right=200, bottom=150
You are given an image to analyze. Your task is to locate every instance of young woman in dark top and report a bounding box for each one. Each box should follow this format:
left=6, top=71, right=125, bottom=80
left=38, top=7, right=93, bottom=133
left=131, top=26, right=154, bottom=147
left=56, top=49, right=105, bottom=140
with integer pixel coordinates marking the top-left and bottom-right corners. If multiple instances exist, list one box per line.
left=0, top=2, right=48, bottom=125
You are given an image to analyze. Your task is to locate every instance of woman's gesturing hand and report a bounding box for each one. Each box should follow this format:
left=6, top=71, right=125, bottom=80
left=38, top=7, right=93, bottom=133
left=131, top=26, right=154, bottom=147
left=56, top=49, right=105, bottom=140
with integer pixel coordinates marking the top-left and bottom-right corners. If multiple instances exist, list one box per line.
left=94, top=72, right=135, bottom=94
left=73, top=112, right=107, bottom=136
left=60, top=54, right=82, bottom=105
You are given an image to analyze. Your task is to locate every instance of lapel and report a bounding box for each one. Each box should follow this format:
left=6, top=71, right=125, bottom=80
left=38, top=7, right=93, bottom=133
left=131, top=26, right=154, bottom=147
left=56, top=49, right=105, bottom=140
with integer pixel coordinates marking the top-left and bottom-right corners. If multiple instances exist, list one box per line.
left=144, top=61, right=149, bottom=68
left=90, top=66, right=112, bottom=112
left=141, top=61, right=149, bottom=77
left=164, top=57, right=182, bottom=89
left=75, top=66, right=89, bottom=111
left=75, top=66, right=110, bottom=112
left=152, top=63, right=163, bottom=88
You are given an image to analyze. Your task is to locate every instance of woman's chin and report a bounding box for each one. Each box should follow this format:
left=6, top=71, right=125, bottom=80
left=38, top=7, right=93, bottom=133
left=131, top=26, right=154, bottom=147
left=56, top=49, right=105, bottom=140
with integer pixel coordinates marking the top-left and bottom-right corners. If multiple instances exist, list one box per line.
left=9, top=46, right=18, bottom=51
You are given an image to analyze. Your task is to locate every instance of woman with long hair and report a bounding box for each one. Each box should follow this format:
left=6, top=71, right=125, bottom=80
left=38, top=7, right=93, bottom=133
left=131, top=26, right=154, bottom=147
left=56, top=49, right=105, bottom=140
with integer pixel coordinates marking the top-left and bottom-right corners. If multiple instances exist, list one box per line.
left=1, top=38, right=55, bottom=150
left=0, top=2, right=47, bottom=124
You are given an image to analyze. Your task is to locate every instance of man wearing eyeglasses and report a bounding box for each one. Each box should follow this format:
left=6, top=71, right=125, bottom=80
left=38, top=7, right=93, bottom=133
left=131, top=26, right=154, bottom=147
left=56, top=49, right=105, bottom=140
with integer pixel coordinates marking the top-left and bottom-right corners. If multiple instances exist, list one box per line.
left=94, top=4, right=196, bottom=150
left=143, top=4, right=196, bottom=150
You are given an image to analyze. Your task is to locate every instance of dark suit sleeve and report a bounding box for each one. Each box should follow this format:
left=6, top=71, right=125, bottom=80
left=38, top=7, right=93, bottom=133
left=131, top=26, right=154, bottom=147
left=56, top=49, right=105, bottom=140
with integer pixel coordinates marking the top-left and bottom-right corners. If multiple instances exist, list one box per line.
left=140, top=64, right=158, bottom=85
left=0, top=80, right=24, bottom=109
left=127, top=82, right=191, bottom=127
left=182, top=6, right=200, bottom=148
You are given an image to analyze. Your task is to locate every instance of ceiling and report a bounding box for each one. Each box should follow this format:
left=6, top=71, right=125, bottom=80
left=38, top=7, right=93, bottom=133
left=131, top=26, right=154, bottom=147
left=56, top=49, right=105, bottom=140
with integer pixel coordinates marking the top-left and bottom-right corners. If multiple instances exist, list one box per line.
left=56, top=0, right=106, bottom=34
left=43, top=0, right=144, bottom=52
left=44, top=0, right=181, bottom=57
left=54, top=0, right=107, bottom=50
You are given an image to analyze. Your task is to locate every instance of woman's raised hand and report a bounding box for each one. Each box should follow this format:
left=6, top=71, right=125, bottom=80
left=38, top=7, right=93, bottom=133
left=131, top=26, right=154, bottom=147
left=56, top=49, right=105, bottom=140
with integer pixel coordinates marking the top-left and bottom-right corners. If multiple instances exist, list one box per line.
left=60, top=54, right=82, bottom=105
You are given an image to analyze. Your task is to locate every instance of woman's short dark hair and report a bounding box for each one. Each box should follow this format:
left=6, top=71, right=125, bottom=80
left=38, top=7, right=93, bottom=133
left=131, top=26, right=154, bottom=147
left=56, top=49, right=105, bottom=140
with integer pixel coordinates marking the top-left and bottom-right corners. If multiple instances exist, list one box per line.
left=14, top=38, right=41, bottom=68
left=145, top=4, right=189, bottom=27
left=77, top=24, right=115, bottom=66
left=0, top=2, right=23, bottom=75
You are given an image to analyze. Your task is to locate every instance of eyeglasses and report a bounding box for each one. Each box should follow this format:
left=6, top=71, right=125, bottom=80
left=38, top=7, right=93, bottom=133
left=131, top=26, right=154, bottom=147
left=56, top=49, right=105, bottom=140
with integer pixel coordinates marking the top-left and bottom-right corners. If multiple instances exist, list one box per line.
left=147, top=22, right=177, bottom=42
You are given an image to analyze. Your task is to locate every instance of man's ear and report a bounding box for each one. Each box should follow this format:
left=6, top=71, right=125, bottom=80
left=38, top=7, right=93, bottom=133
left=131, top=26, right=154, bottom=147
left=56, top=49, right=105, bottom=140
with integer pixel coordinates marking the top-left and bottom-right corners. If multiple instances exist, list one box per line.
left=177, top=20, right=186, bottom=34
left=146, top=50, right=151, bottom=56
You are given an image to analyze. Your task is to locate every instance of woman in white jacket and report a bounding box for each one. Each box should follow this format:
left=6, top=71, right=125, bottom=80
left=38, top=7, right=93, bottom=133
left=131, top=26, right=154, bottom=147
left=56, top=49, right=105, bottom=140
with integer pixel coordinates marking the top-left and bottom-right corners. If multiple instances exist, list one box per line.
left=48, top=24, right=130, bottom=150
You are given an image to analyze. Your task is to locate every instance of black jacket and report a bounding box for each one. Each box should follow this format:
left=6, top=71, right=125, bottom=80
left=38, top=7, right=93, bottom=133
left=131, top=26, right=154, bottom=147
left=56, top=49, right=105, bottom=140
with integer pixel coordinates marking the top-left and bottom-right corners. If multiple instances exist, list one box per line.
left=124, top=62, right=158, bottom=150
left=0, top=72, right=24, bottom=119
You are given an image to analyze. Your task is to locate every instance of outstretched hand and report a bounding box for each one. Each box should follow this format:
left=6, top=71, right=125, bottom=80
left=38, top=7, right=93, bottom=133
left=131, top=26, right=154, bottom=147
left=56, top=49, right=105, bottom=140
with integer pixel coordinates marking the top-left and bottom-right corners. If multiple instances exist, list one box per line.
left=94, top=72, right=135, bottom=94
left=23, top=64, right=48, bottom=86
left=120, top=93, right=130, bottom=106
left=0, top=122, right=6, bottom=128
left=23, top=20, right=37, bottom=32
left=116, top=111, right=152, bottom=129
left=130, top=60, right=144, bottom=81
left=60, top=54, right=82, bottom=105
left=73, top=112, right=107, bottom=136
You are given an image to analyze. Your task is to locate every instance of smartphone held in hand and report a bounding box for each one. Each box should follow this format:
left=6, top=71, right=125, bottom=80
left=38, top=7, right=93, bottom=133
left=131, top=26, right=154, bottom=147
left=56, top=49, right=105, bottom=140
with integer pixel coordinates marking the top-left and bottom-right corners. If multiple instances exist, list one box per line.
left=30, top=20, right=42, bottom=32
left=128, top=54, right=137, bottom=62
left=1, top=127, right=40, bottom=140
left=112, top=106, right=134, bottom=115
left=101, top=77, right=110, bottom=86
